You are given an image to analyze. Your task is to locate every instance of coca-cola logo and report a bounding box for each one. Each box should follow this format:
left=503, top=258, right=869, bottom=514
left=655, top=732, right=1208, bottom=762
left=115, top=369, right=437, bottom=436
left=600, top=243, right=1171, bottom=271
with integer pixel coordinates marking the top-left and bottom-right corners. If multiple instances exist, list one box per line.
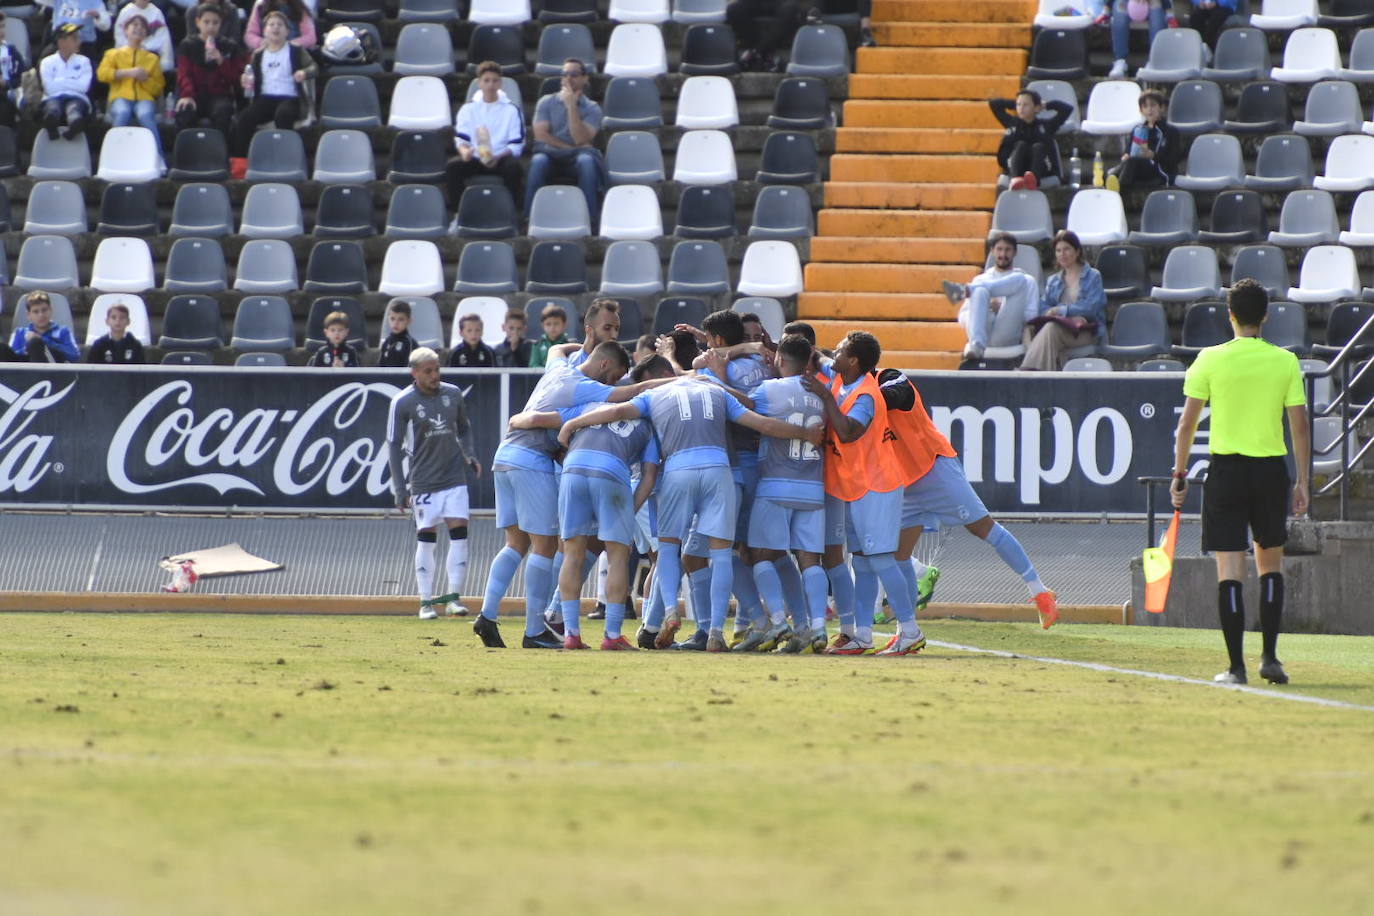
left=107, top=380, right=403, bottom=498
left=0, top=379, right=76, bottom=493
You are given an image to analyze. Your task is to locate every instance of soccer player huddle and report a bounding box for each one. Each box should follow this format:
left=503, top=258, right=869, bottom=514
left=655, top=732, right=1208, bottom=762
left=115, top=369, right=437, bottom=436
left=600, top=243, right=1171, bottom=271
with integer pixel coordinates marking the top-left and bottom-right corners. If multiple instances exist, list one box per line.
left=387, top=299, right=1059, bottom=656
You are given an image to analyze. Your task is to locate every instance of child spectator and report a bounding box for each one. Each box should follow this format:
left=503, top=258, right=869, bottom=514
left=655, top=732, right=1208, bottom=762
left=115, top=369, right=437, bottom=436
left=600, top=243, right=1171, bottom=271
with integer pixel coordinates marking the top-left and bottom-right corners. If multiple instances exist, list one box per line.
left=183, top=0, right=243, bottom=47
left=449, top=314, right=496, bottom=368
left=307, top=311, right=361, bottom=368
left=99, top=15, right=166, bottom=157
left=39, top=23, right=93, bottom=141
left=633, top=332, right=656, bottom=365
left=50, top=0, right=111, bottom=63
left=494, top=309, right=531, bottom=367
left=377, top=301, right=418, bottom=369
left=1106, top=89, right=1180, bottom=193
left=175, top=3, right=245, bottom=137
left=0, top=13, right=28, bottom=128
left=989, top=89, right=1073, bottom=190
left=87, top=302, right=146, bottom=364
left=115, top=0, right=176, bottom=75
left=9, top=291, right=80, bottom=363
left=230, top=9, right=314, bottom=159
left=528, top=303, right=568, bottom=368
left=243, top=0, right=317, bottom=51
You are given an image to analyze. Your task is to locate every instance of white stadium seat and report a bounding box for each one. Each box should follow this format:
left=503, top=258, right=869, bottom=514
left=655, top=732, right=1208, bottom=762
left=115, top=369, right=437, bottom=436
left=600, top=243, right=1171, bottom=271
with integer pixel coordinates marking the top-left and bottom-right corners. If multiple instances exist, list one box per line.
left=737, top=241, right=803, bottom=297
left=672, top=130, right=736, bottom=185
left=380, top=240, right=445, bottom=296
left=89, top=237, right=155, bottom=293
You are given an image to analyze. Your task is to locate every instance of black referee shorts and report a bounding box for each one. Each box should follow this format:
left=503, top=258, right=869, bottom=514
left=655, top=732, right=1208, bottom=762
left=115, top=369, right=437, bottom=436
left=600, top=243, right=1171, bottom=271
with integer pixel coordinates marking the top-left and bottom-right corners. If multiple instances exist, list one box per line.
left=1201, top=455, right=1291, bottom=552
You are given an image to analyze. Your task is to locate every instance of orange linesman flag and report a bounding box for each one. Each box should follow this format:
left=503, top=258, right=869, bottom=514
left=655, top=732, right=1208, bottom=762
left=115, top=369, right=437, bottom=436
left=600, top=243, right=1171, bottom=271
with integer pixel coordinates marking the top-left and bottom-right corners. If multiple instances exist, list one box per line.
left=1142, top=510, right=1181, bottom=614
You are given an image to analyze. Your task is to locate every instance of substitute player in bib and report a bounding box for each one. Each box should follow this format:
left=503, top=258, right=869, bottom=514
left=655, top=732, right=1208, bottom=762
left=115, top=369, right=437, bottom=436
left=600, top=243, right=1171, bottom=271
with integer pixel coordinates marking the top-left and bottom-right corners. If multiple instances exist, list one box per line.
left=1171, top=278, right=1309, bottom=685
left=386, top=348, right=482, bottom=619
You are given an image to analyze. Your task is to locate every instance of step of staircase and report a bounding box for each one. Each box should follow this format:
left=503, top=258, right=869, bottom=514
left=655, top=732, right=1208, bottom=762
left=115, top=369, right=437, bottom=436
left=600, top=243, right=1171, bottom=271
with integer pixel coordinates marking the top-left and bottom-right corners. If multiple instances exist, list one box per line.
left=835, top=127, right=1001, bottom=154
left=822, top=182, right=996, bottom=210
left=856, top=47, right=1028, bottom=75
left=804, top=262, right=973, bottom=294
left=873, top=0, right=1038, bottom=24
left=818, top=208, right=992, bottom=238
left=829, top=153, right=1001, bottom=183
left=846, top=74, right=1023, bottom=99
left=797, top=292, right=959, bottom=321
left=806, top=319, right=967, bottom=352
left=843, top=99, right=1010, bottom=130
left=808, top=237, right=988, bottom=264
left=872, top=22, right=1032, bottom=47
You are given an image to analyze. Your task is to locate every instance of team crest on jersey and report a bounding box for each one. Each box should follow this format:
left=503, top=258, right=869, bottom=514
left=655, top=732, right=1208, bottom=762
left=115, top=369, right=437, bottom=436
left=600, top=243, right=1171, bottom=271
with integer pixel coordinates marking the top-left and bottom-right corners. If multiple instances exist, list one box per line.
left=416, top=406, right=426, bottom=418
left=441, top=395, right=451, bottom=408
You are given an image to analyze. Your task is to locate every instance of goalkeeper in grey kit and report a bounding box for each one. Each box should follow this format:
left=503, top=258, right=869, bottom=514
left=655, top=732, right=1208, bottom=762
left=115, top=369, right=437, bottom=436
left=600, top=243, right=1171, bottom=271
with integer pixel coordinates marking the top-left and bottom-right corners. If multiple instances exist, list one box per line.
left=386, top=347, right=482, bottom=618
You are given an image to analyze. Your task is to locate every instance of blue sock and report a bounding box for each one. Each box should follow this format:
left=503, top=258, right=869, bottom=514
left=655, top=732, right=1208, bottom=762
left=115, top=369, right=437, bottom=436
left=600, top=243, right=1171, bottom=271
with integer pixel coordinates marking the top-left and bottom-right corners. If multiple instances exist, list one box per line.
left=775, top=555, right=808, bottom=629
left=851, top=554, right=878, bottom=630
left=542, top=551, right=564, bottom=619
left=560, top=597, right=581, bottom=636
left=644, top=567, right=665, bottom=628
left=899, top=557, right=919, bottom=611
left=524, top=554, right=554, bottom=636
left=986, top=522, right=1046, bottom=595
left=870, top=553, right=914, bottom=624
left=481, top=546, right=522, bottom=621
left=657, top=543, right=683, bottom=626
left=605, top=602, right=627, bottom=639
left=825, top=561, right=855, bottom=629
left=803, top=565, right=830, bottom=630
left=708, top=547, right=735, bottom=631
left=732, top=554, right=765, bottom=627
left=688, top=567, right=711, bottom=629
left=752, top=560, right=787, bottom=625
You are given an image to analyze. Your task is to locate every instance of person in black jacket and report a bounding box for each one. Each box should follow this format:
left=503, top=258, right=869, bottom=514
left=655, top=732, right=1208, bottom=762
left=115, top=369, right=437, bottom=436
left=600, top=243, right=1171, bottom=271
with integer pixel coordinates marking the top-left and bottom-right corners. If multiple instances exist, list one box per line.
left=87, top=301, right=146, bottom=364
left=308, top=310, right=361, bottom=368
left=988, top=89, right=1074, bottom=190
left=1107, top=89, right=1181, bottom=193
left=378, top=300, right=418, bottom=369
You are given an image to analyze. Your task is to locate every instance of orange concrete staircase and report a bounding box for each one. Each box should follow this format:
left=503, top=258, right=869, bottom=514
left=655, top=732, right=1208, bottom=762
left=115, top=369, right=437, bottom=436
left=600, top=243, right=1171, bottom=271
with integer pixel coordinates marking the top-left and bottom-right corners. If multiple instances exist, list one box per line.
left=800, top=0, right=1037, bottom=369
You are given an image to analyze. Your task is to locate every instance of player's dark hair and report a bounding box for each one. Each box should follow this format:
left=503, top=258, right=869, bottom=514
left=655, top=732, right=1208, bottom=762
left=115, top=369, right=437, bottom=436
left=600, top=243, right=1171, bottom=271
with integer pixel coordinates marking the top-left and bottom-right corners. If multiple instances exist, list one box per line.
left=592, top=339, right=630, bottom=374
left=988, top=231, right=1018, bottom=253
left=739, top=312, right=761, bottom=325
left=631, top=353, right=673, bottom=381
left=782, top=320, right=815, bottom=345
left=585, top=297, right=620, bottom=327
left=1228, top=277, right=1268, bottom=328
left=845, top=330, right=882, bottom=373
left=702, top=309, right=745, bottom=346
left=777, top=334, right=812, bottom=369
left=669, top=329, right=700, bottom=370
left=388, top=300, right=411, bottom=317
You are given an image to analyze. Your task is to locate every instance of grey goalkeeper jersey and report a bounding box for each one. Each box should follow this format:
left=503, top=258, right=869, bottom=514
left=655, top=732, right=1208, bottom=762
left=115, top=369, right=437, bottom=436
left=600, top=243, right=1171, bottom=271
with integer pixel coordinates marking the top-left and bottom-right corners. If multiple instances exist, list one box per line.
left=386, top=382, right=475, bottom=499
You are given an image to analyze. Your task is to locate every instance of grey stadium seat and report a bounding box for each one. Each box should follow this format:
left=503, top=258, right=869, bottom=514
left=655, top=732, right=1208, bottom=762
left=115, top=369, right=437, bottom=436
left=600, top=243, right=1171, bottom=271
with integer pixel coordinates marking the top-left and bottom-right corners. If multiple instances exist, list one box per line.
left=393, top=23, right=455, bottom=76
left=534, top=24, right=596, bottom=75
left=314, top=184, right=376, bottom=238
left=320, top=21, right=384, bottom=76
left=304, top=241, right=368, bottom=294
left=159, top=295, right=224, bottom=349
left=989, top=190, right=1054, bottom=243
left=1024, top=79, right=1080, bottom=134
left=672, top=0, right=727, bottom=23
left=97, top=182, right=159, bottom=236
left=231, top=296, right=295, bottom=351
left=525, top=240, right=588, bottom=293
left=599, top=240, right=664, bottom=296
left=1063, top=356, right=1114, bottom=372
left=1340, top=27, right=1374, bottom=81
left=1313, top=302, right=1374, bottom=358
left=234, top=239, right=299, bottom=294
left=170, top=184, right=234, bottom=237
left=313, top=130, right=376, bottom=183
left=666, top=240, right=730, bottom=295
left=732, top=296, right=785, bottom=339
left=1101, top=301, right=1171, bottom=360
left=23, top=181, right=86, bottom=235
left=1229, top=244, right=1291, bottom=299
left=1175, top=133, right=1244, bottom=191
left=1166, top=79, right=1223, bottom=135
left=1138, top=358, right=1186, bottom=371
left=528, top=185, right=592, bottom=239
left=235, top=352, right=288, bottom=366
left=398, top=0, right=460, bottom=23
left=163, top=238, right=227, bottom=292
left=1202, top=27, right=1271, bottom=81
left=603, top=77, right=663, bottom=130
left=319, top=76, right=382, bottom=128
left=161, top=351, right=214, bottom=365
left=455, top=185, right=518, bottom=238
left=1269, top=189, right=1340, bottom=246
left=1024, top=28, right=1086, bottom=80
left=606, top=130, right=665, bottom=184
left=1096, top=244, right=1149, bottom=298
left=455, top=242, right=519, bottom=294
left=787, top=24, right=849, bottom=78
left=674, top=185, right=736, bottom=238
left=239, top=183, right=304, bottom=239
left=246, top=130, right=308, bottom=183
left=1199, top=190, right=1266, bottom=243
left=748, top=185, right=814, bottom=239
left=1293, top=80, right=1363, bottom=135
left=1244, top=134, right=1314, bottom=192
left=1224, top=81, right=1291, bottom=134
left=653, top=296, right=708, bottom=334
left=385, top=185, right=448, bottom=239
left=1136, top=28, right=1204, bottom=82
left=1261, top=301, right=1310, bottom=354
left=305, top=297, right=368, bottom=351
left=1150, top=245, right=1221, bottom=302
left=1172, top=301, right=1233, bottom=358
left=384, top=297, right=444, bottom=349
left=13, top=235, right=79, bottom=291
left=524, top=296, right=580, bottom=338
left=1128, top=189, right=1198, bottom=246
left=28, top=132, right=92, bottom=179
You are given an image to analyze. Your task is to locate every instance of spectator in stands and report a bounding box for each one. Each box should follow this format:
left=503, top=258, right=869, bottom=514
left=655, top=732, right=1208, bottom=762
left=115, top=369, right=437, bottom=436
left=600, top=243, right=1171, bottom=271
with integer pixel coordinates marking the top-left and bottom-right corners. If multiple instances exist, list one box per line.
left=0, top=13, right=29, bottom=129
left=243, top=0, right=316, bottom=51
left=1106, top=89, right=1180, bottom=193
left=1021, top=230, right=1106, bottom=371
left=941, top=232, right=1043, bottom=361
left=307, top=311, right=361, bottom=368
left=230, top=10, right=314, bottom=159
left=183, top=0, right=243, bottom=47
left=730, top=0, right=814, bottom=71
left=38, top=23, right=93, bottom=141
left=1106, top=0, right=1177, bottom=79
left=87, top=302, right=146, bottom=364
left=529, top=302, right=569, bottom=368
left=174, top=3, right=245, bottom=137
left=445, top=60, right=524, bottom=216
left=378, top=301, right=418, bottom=369
left=115, top=0, right=175, bottom=75
left=8, top=292, right=79, bottom=363
left=990, top=89, right=1073, bottom=191
left=449, top=314, right=496, bottom=368
left=98, top=15, right=166, bottom=158
left=494, top=309, right=532, bottom=368
left=50, top=0, right=111, bottom=63
left=525, top=58, right=603, bottom=232
left=1189, top=0, right=1235, bottom=53
left=819, top=0, right=875, bottom=47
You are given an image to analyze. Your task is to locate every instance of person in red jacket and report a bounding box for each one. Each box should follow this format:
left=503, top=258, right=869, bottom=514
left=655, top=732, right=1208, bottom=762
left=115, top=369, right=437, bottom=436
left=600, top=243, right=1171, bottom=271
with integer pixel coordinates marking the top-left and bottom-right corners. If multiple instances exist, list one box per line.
left=174, top=3, right=244, bottom=136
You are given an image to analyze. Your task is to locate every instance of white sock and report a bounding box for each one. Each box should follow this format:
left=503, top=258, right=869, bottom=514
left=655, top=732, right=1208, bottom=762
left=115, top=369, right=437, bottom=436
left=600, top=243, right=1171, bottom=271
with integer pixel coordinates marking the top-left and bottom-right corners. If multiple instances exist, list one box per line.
left=855, top=625, right=873, bottom=644
left=596, top=552, right=609, bottom=604
left=414, top=540, right=436, bottom=602
left=899, top=619, right=921, bottom=639
left=446, top=536, right=468, bottom=598
left=911, top=557, right=929, bottom=578
left=1026, top=577, right=1048, bottom=598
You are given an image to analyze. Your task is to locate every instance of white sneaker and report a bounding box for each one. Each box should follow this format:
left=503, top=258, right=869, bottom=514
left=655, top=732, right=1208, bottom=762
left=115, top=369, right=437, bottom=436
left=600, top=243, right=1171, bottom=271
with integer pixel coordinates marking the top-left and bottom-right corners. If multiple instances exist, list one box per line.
left=418, top=603, right=438, bottom=620
left=962, top=341, right=985, bottom=361
left=1108, top=59, right=1128, bottom=78
left=444, top=599, right=468, bottom=617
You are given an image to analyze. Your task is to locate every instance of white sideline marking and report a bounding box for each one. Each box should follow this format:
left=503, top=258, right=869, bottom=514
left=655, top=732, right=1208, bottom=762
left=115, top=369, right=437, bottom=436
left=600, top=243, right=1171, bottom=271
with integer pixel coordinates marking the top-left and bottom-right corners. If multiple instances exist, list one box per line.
left=928, top=639, right=1374, bottom=712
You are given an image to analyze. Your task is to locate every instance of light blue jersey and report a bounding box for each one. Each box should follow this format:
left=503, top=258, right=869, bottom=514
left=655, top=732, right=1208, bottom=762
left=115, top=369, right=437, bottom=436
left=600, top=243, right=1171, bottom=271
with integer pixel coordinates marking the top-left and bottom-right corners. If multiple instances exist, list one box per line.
left=630, top=378, right=747, bottom=473
left=567, top=347, right=589, bottom=369
left=558, top=402, right=660, bottom=486
left=492, top=356, right=613, bottom=473
left=752, top=376, right=825, bottom=508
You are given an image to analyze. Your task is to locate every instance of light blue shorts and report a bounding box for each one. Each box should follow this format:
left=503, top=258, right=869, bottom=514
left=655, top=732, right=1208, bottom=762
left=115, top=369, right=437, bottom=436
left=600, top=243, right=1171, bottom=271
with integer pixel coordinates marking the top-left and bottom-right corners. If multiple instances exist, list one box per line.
left=824, top=494, right=849, bottom=548
left=560, top=472, right=637, bottom=545
left=494, top=467, right=559, bottom=537
left=902, top=455, right=988, bottom=530
left=845, top=487, right=902, bottom=556
left=734, top=461, right=760, bottom=544
left=658, top=466, right=738, bottom=544
left=634, top=495, right=658, bottom=554
left=748, top=496, right=824, bottom=553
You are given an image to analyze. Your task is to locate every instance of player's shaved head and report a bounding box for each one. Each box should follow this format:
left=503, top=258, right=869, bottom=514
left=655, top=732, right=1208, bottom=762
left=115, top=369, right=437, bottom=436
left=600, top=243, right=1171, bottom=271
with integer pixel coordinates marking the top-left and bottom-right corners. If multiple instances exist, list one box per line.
left=777, top=334, right=812, bottom=371
left=782, top=321, right=815, bottom=345
left=631, top=354, right=674, bottom=381
left=588, top=340, right=631, bottom=381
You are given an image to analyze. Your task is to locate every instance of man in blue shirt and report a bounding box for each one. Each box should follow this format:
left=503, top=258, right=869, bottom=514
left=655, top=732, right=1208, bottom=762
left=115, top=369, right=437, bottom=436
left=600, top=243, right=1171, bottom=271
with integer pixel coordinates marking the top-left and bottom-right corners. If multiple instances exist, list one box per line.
left=8, top=291, right=79, bottom=363
left=558, top=368, right=823, bottom=652
left=525, top=57, right=603, bottom=232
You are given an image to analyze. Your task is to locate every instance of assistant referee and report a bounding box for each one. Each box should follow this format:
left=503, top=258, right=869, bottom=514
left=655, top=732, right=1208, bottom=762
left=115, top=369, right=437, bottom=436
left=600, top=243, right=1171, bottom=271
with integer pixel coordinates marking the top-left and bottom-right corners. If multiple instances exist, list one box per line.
left=1170, top=279, right=1310, bottom=686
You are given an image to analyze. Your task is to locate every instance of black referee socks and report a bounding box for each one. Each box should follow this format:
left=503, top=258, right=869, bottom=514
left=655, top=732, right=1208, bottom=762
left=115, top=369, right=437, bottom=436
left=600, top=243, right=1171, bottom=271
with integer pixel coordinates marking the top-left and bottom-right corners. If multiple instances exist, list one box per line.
left=1217, top=580, right=1246, bottom=673
left=1259, top=572, right=1283, bottom=660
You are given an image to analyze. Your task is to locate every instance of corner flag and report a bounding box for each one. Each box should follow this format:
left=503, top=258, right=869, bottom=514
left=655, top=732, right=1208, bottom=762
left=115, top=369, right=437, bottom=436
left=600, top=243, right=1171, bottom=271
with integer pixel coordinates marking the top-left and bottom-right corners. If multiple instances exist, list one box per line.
left=1142, top=510, right=1180, bottom=615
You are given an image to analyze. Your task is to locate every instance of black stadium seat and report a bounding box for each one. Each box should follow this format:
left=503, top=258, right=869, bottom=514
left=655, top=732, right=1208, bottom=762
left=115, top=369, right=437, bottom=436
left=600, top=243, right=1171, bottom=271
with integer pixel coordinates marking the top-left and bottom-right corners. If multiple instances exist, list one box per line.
left=525, top=240, right=588, bottom=294
left=97, top=182, right=159, bottom=236
left=539, top=0, right=598, bottom=22
left=680, top=23, right=739, bottom=75
left=674, top=185, right=736, bottom=238
left=388, top=130, right=448, bottom=184
left=653, top=296, right=709, bottom=335
left=159, top=295, right=224, bottom=349
left=305, top=297, right=368, bottom=351
left=467, top=24, right=527, bottom=75
left=167, top=128, right=228, bottom=182
left=304, top=241, right=369, bottom=294
left=1096, top=245, right=1150, bottom=299
left=768, top=77, right=829, bottom=130
left=1199, top=191, right=1266, bottom=243
left=313, top=185, right=376, bottom=238
left=1024, top=28, right=1086, bottom=80
left=455, top=185, right=519, bottom=239
left=756, top=132, right=819, bottom=184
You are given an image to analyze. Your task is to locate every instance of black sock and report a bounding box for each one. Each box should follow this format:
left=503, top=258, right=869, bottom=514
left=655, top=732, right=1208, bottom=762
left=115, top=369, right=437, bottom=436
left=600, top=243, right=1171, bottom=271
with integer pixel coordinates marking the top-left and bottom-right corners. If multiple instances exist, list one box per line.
left=1217, top=579, right=1246, bottom=672
left=1259, top=572, right=1283, bottom=661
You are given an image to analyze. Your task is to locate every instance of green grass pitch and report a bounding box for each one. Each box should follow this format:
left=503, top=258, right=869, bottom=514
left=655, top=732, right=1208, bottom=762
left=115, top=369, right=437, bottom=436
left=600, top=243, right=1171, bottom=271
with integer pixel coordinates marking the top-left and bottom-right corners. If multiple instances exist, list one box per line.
left=3, top=613, right=1373, bottom=915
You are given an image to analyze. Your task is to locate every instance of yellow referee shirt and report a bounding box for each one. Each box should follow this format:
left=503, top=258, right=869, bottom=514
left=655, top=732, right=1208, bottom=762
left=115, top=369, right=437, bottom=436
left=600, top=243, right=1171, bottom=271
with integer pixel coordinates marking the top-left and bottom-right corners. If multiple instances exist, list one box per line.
left=1182, top=336, right=1306, bottom=457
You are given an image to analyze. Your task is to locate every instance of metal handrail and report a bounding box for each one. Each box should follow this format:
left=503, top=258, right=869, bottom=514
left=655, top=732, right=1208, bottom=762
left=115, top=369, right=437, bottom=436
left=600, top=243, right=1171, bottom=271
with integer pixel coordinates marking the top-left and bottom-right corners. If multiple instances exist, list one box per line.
left=1302, top=310, right=1374, bottom=519
left=1137, top=475, right=1204, bottom=547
